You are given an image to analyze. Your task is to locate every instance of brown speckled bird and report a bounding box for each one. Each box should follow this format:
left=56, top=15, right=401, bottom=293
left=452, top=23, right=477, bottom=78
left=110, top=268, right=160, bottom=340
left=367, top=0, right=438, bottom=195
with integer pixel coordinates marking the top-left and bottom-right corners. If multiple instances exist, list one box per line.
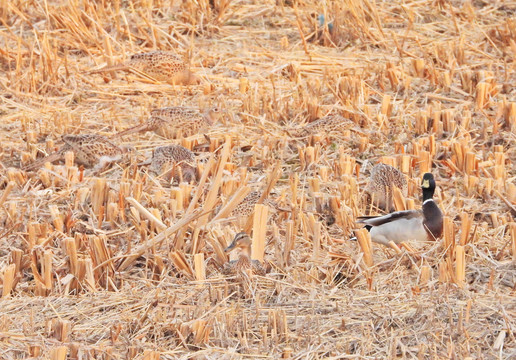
left=232, top=191, right=262, bottom=217
left=89, top=51, right=200, bottom=85
left=114, top=106, right=221, bottom=139
left=23, top=134, right=130, bottom=172
left=363, top=163, right=407, bottom=213
left=148, top=145, right=197, bottom=183
left=293, top=114, right=355, bottom=137
left=222, top=232, right=266, bottom=277
left=230, top=191, right=280, bottom=217
left=213, top=191, right=282, bottom=228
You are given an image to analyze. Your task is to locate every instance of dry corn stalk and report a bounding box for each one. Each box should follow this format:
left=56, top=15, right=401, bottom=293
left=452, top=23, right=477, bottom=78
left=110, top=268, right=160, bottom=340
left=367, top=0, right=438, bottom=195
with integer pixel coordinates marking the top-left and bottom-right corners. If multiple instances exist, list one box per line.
left=420, top=265, right=431, bottom=287
left=443, top=217, right=455, bottom=256
left=310, top=221, right=322, bottom=262
left=126, top=197, right=166, bottom=231
left=142, top=351, right=160, bottom=360
left=194, top=253, right=206, bottom=282
left=2, top=264, right=16, bottom=298
left=0, top=181, right=15, bottom=207
left=455, top=245, right=466, bottom=288
left=211, top=186, right=251, bottom=222
left=197, top=136, right=231, bottom=227
left=251, top=204, right=268, bottom=263
left=170, top=251, right=194, bottom=278
left=356, top=228, right=373, bottom=267
left=118, top=208, right=204, bottom=271
left=459, top=212, right=472, bottom=245
left=50, top=346, right=67, bottom=360
left=392, top=186, right=406, bottom=212
left=50, top=319, right=72, bottom=342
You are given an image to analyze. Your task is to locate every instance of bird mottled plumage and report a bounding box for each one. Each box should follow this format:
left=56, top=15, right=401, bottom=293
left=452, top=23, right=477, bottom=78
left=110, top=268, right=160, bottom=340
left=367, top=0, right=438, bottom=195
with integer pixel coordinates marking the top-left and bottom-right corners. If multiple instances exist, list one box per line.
left=148, top=145, right=197, bottom=183
left=231, top=191, right=277, bottom=217
left=23, top=134, right=129, bottom=171
left=114, top=106, right=221, bottom=139
left=294, top=114, right=354, bottom=137
left=364, top=163, right=407, bottom=213
left=222, top=232, right=266, bottom=277
left=357, top=173, right=443, bottom=245
left=90, top=51, right=200, bottom=85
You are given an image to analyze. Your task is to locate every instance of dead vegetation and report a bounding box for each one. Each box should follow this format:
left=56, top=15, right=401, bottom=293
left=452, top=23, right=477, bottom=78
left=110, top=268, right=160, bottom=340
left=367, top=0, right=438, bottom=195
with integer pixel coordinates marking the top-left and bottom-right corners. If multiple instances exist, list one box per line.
left=0, top=0, right=515, bottom=358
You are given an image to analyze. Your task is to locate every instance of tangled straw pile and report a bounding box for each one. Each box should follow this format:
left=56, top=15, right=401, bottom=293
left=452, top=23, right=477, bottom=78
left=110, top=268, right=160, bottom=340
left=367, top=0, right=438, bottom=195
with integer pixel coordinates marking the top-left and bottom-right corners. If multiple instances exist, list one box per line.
left=0, top=0, right=515, bottom=358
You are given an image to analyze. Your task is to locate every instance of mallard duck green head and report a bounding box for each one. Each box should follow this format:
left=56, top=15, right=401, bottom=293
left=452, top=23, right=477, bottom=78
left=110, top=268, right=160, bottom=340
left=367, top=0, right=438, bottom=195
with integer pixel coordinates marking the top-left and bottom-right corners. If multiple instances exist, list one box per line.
left=421, top=173, right=436, bottom=201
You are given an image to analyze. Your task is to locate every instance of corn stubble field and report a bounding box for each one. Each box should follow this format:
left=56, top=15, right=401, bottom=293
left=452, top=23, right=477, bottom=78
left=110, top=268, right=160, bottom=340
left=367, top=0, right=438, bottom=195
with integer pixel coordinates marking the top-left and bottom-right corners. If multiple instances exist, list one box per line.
left=0, top=0, right=515, bottom=359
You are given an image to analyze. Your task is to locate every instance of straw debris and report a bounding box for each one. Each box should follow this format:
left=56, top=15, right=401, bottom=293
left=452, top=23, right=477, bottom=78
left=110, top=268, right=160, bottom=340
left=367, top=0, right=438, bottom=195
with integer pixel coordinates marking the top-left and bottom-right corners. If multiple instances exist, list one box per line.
left=0, top=0, right=515, bottom=358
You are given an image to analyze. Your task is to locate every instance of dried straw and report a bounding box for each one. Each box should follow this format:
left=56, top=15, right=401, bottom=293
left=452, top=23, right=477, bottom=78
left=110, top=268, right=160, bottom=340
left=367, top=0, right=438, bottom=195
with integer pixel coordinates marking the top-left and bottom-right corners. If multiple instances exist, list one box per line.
left=0, top=0, right=514, bottom=358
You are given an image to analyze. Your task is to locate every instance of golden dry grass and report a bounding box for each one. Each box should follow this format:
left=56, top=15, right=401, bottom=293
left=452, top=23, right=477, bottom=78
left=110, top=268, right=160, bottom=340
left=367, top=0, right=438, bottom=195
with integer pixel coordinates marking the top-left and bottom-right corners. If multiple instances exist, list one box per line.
left=0, top=0, right=515, bottom=359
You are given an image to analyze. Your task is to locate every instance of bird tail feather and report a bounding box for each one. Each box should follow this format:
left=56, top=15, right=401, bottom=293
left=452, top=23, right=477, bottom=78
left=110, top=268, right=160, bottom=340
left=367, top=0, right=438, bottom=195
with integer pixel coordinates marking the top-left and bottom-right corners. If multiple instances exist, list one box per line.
left=113, top=122, right=154, bottom=138
left=23, top=151, right=63, bottom=171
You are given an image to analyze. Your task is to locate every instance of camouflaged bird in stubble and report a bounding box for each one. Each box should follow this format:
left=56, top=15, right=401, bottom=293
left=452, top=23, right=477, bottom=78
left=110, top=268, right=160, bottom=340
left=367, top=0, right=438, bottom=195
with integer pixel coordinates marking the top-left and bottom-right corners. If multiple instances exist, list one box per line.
left=363, top=163, right=407, bottom=213
left=114, top=107, right=221, bottom=139
left=296, top=114, right=354, bottom=137
left=23, top=134, right=129, bottom=171
left=222, top=232, right=266, bottom=277
left=230, top=191, right=278, bottom=217
left=91, top=51, right=200, bottom=85
left=148, top=145, right=197, bottom=183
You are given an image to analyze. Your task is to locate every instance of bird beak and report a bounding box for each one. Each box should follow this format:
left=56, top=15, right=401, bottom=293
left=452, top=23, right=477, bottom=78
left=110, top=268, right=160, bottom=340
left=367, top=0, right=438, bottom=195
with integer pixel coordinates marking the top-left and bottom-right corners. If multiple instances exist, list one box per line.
left=422, top=179, right=430, bottom=188
left=224, top=242, right=236, bottom=252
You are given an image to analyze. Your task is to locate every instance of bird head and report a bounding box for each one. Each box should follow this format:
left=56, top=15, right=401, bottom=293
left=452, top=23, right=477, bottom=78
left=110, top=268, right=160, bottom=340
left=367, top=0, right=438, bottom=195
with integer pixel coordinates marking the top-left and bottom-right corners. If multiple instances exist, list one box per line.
left=206, top=107, right=224, bottom=124
left=421, top=173, right=435, bottom=190
left=224, top=232, right=252, bottom=253
left=187, top=73, right=202, bottom=85
left=182, top=165, right=198, bottom=183
left=120, top=144, right=136, bottom=154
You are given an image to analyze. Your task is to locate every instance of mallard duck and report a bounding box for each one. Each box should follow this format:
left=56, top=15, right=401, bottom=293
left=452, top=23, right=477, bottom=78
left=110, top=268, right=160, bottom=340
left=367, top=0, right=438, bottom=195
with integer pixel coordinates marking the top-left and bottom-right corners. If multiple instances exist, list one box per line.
left=356, top=173, right=443, bottom=245
left=363, top=163, right=407, bottom=213
left=222, top=232, right=266, bottom=276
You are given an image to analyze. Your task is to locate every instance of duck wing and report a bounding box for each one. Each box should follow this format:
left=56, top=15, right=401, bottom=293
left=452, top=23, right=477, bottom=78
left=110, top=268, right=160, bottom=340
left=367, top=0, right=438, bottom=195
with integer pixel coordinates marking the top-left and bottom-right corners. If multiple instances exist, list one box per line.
left=357, top=210, right=422, bottom=227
